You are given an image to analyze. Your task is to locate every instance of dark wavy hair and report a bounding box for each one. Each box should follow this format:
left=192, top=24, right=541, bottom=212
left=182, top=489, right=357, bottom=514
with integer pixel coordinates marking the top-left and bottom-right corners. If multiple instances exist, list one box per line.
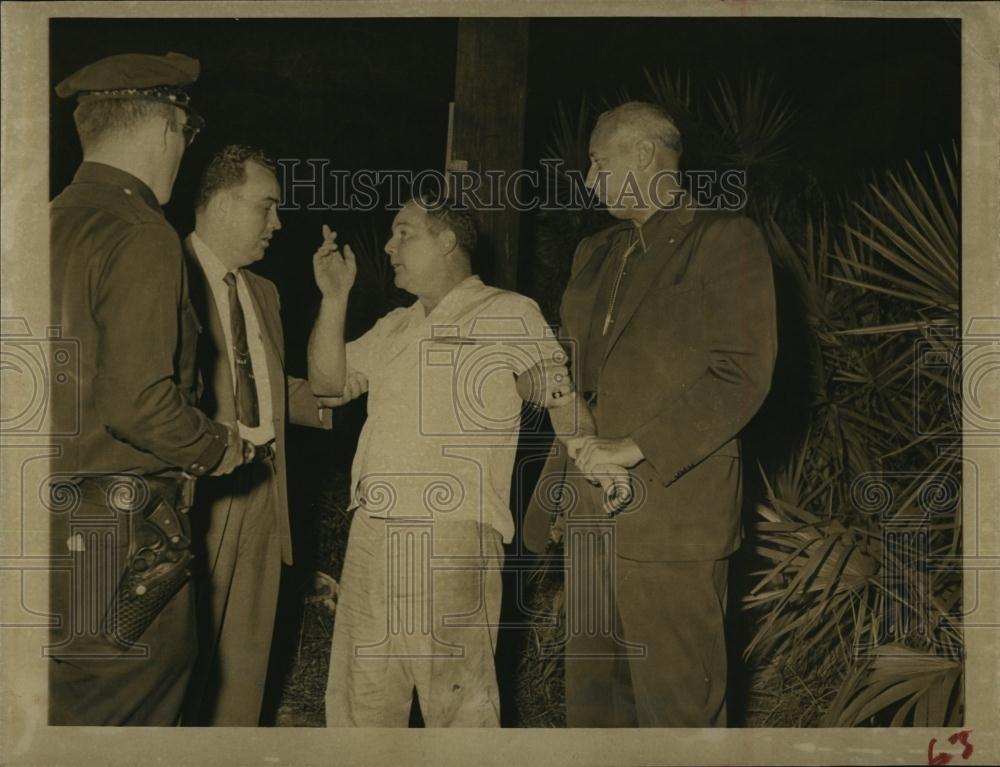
left=195, top=144, right=276, bottom=211
left=409, top=194, right=479, bottom=260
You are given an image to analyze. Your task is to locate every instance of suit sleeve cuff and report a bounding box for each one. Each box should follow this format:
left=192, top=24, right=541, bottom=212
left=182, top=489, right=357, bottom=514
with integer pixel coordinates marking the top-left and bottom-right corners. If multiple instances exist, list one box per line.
left=630, top=419, right=684, bottom=487
left=186, top=421, right=229, bottom=476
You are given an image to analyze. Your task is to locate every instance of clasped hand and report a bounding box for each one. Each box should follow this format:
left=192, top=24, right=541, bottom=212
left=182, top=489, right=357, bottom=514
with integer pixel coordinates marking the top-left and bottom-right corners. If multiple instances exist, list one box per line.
left=210, top=422, right=252, bottom=476
left=568, top=436, right=644, bottom=475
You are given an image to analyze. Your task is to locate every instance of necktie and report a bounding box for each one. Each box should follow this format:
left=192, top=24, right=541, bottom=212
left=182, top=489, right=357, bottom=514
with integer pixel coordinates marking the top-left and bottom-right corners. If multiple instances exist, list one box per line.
left=223, top=272, right=260, bottom=427
left=602, top=234, right=640, bottom=336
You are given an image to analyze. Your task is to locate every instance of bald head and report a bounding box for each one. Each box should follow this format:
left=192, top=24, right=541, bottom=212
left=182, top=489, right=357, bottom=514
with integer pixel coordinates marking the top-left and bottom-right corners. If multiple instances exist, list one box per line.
left=594, top=101, right=683, bottom=157
left=586, top=101, right=684, bottom=224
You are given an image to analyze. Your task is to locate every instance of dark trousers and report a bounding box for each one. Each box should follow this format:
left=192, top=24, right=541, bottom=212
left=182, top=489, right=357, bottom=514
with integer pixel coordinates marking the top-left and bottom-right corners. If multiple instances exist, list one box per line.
left=564, top=526, right=729, bottom=727
left=48, top=489, right=197, bottom=725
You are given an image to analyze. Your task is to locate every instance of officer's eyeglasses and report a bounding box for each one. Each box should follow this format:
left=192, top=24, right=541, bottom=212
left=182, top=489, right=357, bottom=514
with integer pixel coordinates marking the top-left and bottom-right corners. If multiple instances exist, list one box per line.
left=170, top=111, right=205, bottom=147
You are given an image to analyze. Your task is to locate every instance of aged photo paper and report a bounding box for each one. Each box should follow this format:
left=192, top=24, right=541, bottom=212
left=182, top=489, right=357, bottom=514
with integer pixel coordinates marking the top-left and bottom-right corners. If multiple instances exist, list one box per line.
left=2, top=1, right=998, bottom=765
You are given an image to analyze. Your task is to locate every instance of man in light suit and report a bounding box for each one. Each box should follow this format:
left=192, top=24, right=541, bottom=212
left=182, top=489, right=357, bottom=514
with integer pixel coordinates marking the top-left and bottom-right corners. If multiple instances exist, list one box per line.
left=523, top=102, right=777, bottom=727
left=180, top=145, right=363, bottom=725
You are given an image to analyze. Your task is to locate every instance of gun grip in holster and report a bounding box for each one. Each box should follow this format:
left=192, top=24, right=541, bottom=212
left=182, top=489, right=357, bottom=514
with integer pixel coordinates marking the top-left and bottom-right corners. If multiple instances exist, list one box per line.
left=105, top=478, right=195, bottom=646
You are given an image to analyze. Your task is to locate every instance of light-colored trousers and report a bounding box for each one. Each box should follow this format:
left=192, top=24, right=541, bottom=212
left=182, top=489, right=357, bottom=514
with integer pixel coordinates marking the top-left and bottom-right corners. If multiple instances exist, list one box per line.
left=325, top=510, right=504, bottom=727
left=183, top=461, right=282, bottom=726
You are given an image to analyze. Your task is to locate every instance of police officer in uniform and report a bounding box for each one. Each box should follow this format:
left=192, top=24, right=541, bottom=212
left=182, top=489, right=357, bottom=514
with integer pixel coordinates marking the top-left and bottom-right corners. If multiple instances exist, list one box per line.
left=49, top=52, right=249, bottom=726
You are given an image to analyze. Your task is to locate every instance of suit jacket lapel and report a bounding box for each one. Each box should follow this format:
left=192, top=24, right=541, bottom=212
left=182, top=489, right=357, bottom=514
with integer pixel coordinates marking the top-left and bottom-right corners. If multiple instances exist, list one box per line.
left=563, top=237, right=614, bottom=373
left=599, top=245, right=671, bottom=370
left=599, top=211, right=696, bottom=371
left=244, top=275, right=282, bottom=365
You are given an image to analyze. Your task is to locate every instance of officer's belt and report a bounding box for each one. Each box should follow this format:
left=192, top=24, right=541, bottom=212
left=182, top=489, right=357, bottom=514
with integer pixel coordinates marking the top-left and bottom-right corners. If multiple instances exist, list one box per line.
left=74, top=473, right=193, bottom=512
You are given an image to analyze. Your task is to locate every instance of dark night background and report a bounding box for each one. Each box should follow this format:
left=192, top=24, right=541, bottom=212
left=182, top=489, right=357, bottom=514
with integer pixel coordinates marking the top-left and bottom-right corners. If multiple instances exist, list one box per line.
left=49, top=16, right=961, bottom=725
left=50, top=16, right=961, bottom=372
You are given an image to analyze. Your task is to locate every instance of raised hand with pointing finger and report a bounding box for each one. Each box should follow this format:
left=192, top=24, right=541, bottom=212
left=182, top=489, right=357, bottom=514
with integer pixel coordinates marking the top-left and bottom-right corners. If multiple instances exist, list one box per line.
left=313, top=224, right=357, bottom=300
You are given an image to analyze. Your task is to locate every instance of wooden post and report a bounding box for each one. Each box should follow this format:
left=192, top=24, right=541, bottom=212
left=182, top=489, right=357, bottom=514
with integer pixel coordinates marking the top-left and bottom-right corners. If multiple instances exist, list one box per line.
left=451, top=18, right=530, bottom=290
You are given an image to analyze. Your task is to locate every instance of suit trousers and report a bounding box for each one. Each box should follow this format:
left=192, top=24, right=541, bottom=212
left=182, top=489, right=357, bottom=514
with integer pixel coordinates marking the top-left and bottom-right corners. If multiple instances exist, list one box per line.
left=183, top=460, right=282, bottom=726
left=563, top=522, right=729, bottom=727
left=48, top=490, right=197, bottom=725
left=325, top=511, right=504, bottom=727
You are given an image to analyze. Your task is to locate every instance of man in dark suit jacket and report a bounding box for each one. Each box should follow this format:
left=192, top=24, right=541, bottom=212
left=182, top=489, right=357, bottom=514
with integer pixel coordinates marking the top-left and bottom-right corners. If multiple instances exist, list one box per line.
left=523, top=102, right=777, bottom=727
left=179, top=145, right=362, bottom=726
left=49, top=53, right=250, bottom=726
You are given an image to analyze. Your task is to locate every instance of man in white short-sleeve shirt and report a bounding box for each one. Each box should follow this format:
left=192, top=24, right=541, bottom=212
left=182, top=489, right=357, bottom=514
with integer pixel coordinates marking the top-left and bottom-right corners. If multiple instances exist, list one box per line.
left=309, top=198, right=564, bottom=727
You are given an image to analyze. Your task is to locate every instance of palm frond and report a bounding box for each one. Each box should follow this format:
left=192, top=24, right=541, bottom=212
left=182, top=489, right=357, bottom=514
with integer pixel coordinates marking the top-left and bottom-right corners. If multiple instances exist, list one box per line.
left=743, top=456, right=880, bottom=663
left=821, top=643, right=962, bottom=726
left=545, top=97, right=593, bottom=174
left=830, top=146, right=960, bottom=321
left=705, top=72, right=797, bottom=166
left=643, top=66, right=694, bottom=122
